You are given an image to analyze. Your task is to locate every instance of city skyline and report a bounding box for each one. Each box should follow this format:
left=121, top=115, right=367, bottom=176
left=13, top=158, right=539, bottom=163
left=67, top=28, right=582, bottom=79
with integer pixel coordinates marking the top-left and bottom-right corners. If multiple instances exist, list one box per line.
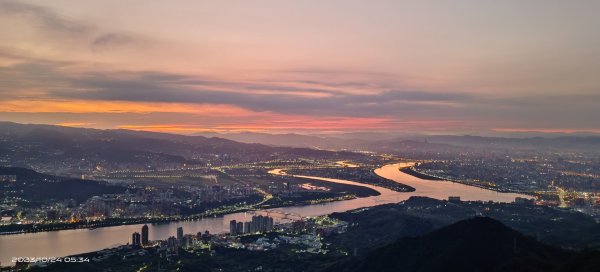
left=1, top=0, right=599, bottom=135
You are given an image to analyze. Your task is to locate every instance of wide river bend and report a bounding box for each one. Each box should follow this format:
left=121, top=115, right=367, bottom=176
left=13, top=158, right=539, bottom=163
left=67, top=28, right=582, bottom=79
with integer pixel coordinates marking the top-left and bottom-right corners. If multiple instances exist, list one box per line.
left=0, top=163, right=529, bottom=265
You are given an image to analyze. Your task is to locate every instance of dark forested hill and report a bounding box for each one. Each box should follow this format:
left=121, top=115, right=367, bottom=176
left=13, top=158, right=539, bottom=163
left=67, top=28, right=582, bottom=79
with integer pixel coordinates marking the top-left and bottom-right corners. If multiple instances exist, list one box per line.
left=0, top=167, right=126, bottom=206
left=326, top=217, right=600, bottom=272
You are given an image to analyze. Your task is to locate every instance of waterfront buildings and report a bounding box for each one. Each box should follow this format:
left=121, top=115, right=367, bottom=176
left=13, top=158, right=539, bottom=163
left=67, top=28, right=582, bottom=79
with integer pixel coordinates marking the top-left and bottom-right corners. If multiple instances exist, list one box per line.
left=131, top=232, right=141, bottom=246
left=230, top=215, right=275, bottom=236
left=177, top=226, right=184, bottom=242
left=141, top=224, right=149, bottom=246
left=167, top=236, right=178, bottom=253
left=130, top=224, right=150, bottom=247
left=229, top=220, right=237, bottom=235
left=237, top=221, right=243, bottom=234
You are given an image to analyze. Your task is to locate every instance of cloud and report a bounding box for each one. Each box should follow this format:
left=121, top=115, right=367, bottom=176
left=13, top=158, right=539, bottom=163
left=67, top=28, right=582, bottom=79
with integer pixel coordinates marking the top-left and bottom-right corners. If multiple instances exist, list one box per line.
left=0, top=1, right=149, bottom=55
left=40, top=68, right=468, bottom=117
left=89, top=32, right=147, bottom=52
left=0, top=1, right=90, bottom=34
left=0, top=60, right=598, bottom=132
left=0, top=61, right=472, bottom=121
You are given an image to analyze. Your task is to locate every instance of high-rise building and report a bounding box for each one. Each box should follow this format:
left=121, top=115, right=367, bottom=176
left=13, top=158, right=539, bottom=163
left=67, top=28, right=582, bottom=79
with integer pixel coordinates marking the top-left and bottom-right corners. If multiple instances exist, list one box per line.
left=132, top=232, right=141, bottom=246
left=243, top=221, right=250, bottom=233
left=167, top=236, right=178, bottom=253
left=260, top=216, right=267, bottom=232
left=181, top=235, right=191, bottom=249
left=177, top=226, right=184, bottom=241
left=236, top=221, right=244, bottom=234
left=251, top=215, right=260, bottom=232
left=267, top=217, right=274, bottom=231
left=249, top=221, right=255, bottom=233
left=141, top=224, right=149, bottom=246
left=229, top=220, right=237, bottom=235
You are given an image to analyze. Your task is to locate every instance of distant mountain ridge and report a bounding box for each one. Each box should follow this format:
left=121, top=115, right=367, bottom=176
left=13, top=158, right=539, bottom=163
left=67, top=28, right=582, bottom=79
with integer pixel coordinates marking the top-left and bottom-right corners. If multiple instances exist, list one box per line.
left=199, top=131, right=600, bottom=153
left=0, top=122, right=354, bottom=156
left=196, top=131, right=368, bottom=149
left=0, top=122, right=360, bottom=176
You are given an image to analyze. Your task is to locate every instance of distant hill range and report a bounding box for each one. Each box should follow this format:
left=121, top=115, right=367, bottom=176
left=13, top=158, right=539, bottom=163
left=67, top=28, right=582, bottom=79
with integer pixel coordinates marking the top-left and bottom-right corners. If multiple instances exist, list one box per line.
left=1, top=122, right=598, bottom=176
left=326, top=217, right=600, bottom=272
left=197, top=132, right=368, bottom=149
left=0, top=122, right=360, bottom=174
left=198, top=131, right=600, bottom=153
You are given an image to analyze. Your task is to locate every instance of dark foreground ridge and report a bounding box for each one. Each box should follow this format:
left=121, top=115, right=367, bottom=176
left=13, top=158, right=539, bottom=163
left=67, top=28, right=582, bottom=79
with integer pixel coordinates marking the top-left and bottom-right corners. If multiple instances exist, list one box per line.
left=326, top=217, right=600, bottom=272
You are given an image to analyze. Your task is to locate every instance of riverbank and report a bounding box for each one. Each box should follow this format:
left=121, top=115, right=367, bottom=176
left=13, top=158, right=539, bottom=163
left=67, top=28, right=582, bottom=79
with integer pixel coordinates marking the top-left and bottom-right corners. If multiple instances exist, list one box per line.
left=0, top=192, right=365, bottom=236
left=0, top=211, right=240, bottom=236
left=399, top=167, right=446, bottom=181
left=398, top=165, right=534, bottom=196
left=1, top=163, right=530, bottom=236
left=285, top=167, right=415, bottom=193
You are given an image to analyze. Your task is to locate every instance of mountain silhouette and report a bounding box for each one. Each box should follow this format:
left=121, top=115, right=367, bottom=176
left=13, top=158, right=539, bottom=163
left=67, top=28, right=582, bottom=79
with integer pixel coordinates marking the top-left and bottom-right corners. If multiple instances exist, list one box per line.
left=326, top=217, right=600, bottom=272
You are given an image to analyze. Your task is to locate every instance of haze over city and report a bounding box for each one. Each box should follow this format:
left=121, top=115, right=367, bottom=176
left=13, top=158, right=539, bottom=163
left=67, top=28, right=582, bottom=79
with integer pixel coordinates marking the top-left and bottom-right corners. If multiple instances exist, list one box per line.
left=1, top=0, right=599, bottom=134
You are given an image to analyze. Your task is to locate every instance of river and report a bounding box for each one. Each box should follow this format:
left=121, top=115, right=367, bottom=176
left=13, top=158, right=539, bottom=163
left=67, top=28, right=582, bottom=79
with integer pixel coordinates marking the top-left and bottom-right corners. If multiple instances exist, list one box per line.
left=0, top=163, right=529, bottom=266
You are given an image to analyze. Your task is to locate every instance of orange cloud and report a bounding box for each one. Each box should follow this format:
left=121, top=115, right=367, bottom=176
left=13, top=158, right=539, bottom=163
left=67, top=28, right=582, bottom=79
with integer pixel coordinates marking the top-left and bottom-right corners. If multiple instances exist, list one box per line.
left=56, top=122, right=95, bottom=127
left=117, top=125, right=224, bottom=133
left=0, top=97, right=472, bottom=134
left=0, top=99, right=254, bottom=116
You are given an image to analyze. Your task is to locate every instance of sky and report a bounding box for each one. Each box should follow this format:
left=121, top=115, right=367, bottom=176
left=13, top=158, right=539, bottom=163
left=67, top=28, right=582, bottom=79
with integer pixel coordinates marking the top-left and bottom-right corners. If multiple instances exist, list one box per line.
left=0, top=0, right=599, bottom=135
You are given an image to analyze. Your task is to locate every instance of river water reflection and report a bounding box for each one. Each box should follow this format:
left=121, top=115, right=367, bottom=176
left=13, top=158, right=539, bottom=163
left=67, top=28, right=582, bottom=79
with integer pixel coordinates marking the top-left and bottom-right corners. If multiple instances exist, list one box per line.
left=0, top=163, right=529, bottom=265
